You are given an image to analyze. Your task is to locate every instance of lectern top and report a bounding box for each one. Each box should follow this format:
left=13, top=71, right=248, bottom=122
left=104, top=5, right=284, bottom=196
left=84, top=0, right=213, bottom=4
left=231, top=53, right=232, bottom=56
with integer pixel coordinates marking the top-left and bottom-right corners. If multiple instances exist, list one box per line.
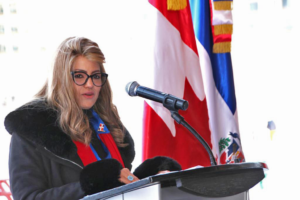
left=81, top=162, right=268, bottom=200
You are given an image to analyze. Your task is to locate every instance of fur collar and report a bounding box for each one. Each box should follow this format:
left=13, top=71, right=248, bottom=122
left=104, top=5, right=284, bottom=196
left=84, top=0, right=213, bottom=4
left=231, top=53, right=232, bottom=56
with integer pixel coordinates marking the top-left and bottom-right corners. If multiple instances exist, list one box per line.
left=4, top=99, right=77, bottom=157
left=5, top=99, right=135, bottom=165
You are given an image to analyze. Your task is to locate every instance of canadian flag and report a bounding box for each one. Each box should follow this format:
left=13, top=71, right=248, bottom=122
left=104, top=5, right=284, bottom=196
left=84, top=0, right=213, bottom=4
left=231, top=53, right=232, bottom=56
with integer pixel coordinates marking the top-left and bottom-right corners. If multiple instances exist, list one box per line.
left=143, top=0, right=212, bottom=169
left=142, top=0, right=244, bottom=169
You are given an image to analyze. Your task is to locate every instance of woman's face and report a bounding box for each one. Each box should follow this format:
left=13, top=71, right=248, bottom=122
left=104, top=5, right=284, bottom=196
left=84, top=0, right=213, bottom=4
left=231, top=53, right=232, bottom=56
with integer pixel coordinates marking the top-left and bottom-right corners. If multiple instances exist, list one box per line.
left=72, top=56, right=101, bottom=109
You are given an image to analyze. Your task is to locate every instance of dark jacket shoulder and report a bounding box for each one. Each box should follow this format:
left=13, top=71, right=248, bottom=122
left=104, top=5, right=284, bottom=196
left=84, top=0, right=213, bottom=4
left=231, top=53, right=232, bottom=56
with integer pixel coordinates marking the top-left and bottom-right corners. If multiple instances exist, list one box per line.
left=4, top=99, right=77, bottom=157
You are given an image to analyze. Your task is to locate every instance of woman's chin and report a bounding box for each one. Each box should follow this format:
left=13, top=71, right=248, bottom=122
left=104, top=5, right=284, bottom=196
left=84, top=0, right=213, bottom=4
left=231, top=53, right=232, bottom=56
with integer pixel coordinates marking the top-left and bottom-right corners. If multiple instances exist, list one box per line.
left=79, top=103, right=94, bottom=110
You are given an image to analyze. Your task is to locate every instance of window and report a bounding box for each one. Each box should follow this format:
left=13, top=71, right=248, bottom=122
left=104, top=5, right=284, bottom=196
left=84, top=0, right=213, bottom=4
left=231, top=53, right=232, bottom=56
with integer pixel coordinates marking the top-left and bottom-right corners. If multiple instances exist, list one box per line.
left=10, top=4, right=16, bottom=14
left=11, top=27, right=18, bottom=33
left=0, top=45, right=6, bottom=53
left=13, top=46, right=18, bottom=52
left=0, top=25, right=4, bottom=34
left=250, top=2, right=258, bottom=11
left=282, top=0, right=290, bottom=8
left=0, top=5, right=3, bottom=15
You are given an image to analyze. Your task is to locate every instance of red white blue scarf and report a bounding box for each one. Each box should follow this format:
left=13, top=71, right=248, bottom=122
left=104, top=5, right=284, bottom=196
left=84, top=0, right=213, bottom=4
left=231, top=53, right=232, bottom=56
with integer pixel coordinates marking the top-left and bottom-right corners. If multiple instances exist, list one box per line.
left=73, top=110, right=125, bottom=167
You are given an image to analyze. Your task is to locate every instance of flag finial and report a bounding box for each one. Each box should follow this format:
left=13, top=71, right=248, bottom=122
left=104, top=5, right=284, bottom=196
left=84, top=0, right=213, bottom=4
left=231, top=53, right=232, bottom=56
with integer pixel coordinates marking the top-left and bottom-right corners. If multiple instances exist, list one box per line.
left=167, top=0, right=187, bottom=11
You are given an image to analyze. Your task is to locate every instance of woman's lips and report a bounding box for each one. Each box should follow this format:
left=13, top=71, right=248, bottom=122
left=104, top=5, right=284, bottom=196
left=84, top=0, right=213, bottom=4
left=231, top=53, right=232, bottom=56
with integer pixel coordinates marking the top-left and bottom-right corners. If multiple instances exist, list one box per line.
left=82, top=92, right=94, bottom=99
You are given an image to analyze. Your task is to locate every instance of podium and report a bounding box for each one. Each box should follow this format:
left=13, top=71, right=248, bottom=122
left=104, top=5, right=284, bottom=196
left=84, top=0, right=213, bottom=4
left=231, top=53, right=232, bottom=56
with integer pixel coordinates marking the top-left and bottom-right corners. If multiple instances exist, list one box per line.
left=81, top=162, right=267, bottom=200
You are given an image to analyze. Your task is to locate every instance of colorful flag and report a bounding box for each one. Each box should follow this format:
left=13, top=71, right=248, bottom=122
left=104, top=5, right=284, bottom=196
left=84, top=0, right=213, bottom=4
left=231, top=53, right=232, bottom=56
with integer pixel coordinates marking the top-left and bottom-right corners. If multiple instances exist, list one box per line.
left=142, top=0, right=244, bottom=168
left=189, top=0, right=244, bottom=164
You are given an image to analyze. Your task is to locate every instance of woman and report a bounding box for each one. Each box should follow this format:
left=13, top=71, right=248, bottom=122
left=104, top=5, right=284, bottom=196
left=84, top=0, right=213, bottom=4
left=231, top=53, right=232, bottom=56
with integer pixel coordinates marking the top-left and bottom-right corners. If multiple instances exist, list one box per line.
left=4, top=37, right=181, bottom=200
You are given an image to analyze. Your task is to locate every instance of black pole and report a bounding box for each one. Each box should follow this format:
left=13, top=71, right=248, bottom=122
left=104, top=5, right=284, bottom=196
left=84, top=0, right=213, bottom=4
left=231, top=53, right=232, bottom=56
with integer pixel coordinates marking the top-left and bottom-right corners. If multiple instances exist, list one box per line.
left=171, top=111, right=217, bottom=166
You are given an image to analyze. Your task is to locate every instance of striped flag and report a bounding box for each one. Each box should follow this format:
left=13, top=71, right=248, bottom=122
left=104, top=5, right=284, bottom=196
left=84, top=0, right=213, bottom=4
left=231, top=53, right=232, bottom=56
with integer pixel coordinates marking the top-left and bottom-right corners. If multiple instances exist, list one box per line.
left=190, top=0, right=244, bottom=164
left=143, top=0, right=244, bottom=168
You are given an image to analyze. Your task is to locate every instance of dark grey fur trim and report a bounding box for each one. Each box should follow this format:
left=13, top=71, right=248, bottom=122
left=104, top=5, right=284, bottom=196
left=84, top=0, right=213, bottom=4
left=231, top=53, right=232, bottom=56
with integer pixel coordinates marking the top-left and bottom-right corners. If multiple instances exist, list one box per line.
left=80, top=159, right=123, bottom=195
left=133, top=156, right=182, bottom=179
left=4, top=99, right=77, bottom=157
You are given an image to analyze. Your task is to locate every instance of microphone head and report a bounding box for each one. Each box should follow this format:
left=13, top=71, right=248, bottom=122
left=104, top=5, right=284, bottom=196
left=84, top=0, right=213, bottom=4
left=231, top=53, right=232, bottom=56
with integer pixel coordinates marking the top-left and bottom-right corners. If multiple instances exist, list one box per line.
left=125, top=81, right=140, bottom=96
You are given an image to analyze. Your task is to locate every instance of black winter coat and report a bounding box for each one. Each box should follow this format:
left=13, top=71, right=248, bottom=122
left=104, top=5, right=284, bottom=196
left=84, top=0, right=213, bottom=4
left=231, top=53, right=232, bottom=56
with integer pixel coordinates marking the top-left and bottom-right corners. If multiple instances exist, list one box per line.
left=4, top=100, right=135, bottom=200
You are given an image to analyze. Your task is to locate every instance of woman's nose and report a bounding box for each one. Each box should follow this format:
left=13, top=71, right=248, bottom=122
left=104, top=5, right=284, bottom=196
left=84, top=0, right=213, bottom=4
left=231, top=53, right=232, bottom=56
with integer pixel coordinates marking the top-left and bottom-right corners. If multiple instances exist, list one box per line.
left=84, top=77, right=94, bottom=88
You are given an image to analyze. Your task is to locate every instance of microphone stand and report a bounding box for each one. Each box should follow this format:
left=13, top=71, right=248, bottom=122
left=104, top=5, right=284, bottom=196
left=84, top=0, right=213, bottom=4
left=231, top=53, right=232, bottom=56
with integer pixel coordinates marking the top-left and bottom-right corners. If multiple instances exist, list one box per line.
left=163, top=98, right=217, bottom=166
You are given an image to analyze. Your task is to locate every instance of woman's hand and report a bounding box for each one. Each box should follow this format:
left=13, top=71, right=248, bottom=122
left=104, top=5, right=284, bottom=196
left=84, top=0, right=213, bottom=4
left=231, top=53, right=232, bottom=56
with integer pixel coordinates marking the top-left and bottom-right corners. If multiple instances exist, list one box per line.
left=118, top=168, right=139, bottom=184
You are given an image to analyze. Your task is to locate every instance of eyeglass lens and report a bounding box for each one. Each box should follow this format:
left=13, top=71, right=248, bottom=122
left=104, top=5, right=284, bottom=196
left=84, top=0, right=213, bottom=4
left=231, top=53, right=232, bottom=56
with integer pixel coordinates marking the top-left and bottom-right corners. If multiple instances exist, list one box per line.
left=73, top=72, right=107, bottom=86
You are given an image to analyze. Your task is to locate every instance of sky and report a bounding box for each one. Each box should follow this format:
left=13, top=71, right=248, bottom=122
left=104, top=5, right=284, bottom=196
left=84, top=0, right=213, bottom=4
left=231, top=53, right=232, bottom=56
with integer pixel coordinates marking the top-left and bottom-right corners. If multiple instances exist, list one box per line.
left=0, top=0, right=300, bottom=199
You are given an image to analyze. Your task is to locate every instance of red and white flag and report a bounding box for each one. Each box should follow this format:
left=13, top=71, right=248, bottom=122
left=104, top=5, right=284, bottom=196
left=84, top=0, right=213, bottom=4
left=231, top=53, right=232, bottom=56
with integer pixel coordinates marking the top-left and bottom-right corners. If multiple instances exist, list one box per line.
left=142, top=0, right=212, bottom=169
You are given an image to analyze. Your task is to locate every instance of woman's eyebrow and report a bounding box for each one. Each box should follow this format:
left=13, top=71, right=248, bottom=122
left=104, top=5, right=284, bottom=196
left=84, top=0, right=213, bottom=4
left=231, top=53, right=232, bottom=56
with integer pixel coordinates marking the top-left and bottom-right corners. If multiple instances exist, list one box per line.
left=73, top=69, right=101, bottom=73
left=91, top=70, right=101, bottom=73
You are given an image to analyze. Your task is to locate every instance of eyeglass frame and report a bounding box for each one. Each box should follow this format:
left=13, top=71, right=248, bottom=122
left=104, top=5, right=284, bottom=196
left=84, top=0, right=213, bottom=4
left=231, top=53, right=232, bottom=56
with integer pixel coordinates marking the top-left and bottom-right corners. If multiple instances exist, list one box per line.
left=70, top=71, right=108, bottom=87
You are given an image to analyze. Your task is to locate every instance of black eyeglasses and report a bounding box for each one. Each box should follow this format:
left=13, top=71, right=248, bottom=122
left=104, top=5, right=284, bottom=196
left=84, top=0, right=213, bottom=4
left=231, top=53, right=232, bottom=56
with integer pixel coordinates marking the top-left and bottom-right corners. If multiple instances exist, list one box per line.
left=71, top=71, right=108, bottom=87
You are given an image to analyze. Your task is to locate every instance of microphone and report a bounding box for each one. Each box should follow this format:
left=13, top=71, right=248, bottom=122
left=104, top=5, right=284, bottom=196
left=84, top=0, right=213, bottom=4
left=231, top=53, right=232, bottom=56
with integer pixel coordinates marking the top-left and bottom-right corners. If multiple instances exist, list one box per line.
left=125, top=81, right=189, bottom=111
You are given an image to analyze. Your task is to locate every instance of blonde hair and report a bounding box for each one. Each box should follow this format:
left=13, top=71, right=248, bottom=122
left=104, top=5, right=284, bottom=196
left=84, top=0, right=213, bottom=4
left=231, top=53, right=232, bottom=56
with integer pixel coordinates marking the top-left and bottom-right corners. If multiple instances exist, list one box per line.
left=36, top=37, right=125, bottom=146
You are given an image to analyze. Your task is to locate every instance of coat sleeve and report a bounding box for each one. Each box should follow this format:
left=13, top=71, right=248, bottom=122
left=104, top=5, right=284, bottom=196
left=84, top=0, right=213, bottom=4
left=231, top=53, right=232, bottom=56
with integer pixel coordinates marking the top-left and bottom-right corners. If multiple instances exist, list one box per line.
left=9, top=133, right=86, bottom=200
left=118, top=127, right=135, bottom=170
